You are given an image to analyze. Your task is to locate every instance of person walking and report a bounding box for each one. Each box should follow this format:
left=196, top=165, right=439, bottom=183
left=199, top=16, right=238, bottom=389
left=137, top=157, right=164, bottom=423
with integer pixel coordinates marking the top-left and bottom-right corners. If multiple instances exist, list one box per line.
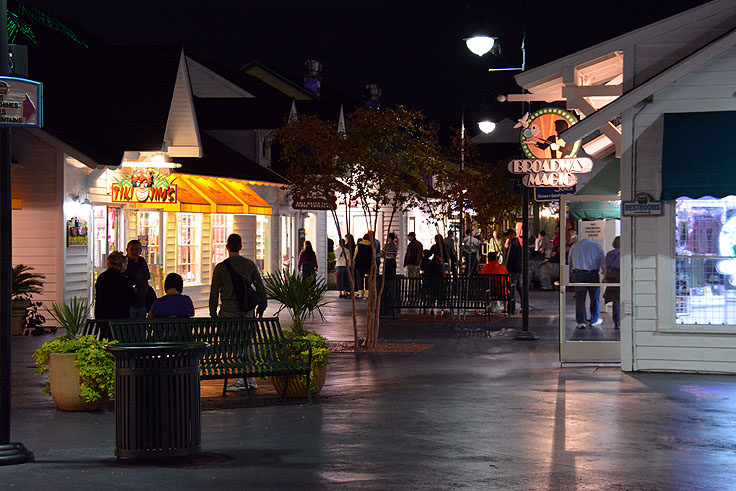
left=209, top=233, right=268, bottom=392
left=504, top=228, right=523, bottom=314
left=298, top=240, right=318, bottom=277
left=444, top=230, right=458, bottom=274
left=429, top=233, right=450, bottom=272
left=603, top=236, right=621, bottom=329
left=568, top=236, right=605, bottom=329
left=403, top=231, right=423, bottom=278
left=94, top=250, right=134, bottom=338
left=488, top=230, right=505, bottom=264
left=462, top=229, right=480, bottom=276
left=123, top=239, right=151, bottom=319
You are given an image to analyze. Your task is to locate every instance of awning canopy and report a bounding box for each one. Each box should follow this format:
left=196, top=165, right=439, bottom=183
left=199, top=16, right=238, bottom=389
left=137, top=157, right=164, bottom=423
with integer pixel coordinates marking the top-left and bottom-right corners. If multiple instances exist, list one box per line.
left=129, top=173, right=272, bottom=215
left=569, top=159, right=621, bottom=220
left=662, top=111, right=736, bottom=200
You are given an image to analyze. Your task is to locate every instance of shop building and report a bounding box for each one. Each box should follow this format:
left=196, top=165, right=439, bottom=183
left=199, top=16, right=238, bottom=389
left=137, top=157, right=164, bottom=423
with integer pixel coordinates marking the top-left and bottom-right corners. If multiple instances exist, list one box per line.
left=11, top=44, right=340, bottom=313
left=511, top=0, right=736, bottom=371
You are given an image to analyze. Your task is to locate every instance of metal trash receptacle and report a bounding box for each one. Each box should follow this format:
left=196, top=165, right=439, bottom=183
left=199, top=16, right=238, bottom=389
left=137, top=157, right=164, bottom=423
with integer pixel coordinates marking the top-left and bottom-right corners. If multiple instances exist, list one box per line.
left=105, top=342, right=209, bottom=459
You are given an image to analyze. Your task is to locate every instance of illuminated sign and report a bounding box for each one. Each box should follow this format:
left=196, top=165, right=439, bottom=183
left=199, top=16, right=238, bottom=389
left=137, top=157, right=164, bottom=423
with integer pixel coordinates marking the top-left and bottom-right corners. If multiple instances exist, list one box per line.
left=0, top=76, right=42, bottom=127
left=507, top=158, right=593, bottom=188
left=517, top=107, right=580, bottom=159
left=111, top=168, right=177, bottom=204
left=292, top=198, right=336, bottom=210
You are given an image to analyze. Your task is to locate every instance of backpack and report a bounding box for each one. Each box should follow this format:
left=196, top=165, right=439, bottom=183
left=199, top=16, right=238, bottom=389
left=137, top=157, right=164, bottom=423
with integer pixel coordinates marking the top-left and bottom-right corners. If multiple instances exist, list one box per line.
left=223, top=259, right=260, bottom=314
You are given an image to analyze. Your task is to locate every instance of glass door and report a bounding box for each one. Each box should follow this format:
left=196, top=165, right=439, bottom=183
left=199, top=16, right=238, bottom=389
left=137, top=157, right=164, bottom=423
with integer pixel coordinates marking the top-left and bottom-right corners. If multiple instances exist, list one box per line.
left=559, top=195, right=621, bottom=362
left=92, top=206, right=120, bottom=295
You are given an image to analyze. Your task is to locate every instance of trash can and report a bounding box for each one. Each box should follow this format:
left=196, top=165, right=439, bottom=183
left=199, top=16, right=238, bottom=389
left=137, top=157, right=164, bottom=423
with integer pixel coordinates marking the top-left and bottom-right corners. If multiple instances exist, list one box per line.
left=105, top=342, right=209, bottom=459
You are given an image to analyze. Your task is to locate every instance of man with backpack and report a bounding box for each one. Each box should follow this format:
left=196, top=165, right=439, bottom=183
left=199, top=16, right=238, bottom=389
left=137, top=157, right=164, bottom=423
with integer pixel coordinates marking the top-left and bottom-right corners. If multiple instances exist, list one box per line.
left=209, top=233, right=268, bottom=391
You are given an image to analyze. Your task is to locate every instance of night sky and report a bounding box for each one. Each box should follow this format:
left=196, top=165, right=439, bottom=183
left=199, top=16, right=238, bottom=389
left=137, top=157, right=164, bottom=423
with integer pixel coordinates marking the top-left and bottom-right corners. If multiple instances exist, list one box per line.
left=21, top=0, right=709, bottom=123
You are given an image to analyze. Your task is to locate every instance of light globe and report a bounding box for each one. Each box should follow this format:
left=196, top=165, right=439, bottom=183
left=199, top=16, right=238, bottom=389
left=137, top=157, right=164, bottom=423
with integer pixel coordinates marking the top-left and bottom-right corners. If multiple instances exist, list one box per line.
left=478, top=121, right=496, bottom=134
left=465, top=36, right=495, bottom=57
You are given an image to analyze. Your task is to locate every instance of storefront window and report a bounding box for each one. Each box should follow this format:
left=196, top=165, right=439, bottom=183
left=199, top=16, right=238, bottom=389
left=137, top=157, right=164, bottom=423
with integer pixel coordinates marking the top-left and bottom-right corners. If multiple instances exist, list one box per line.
left=211, top=214, right=232, bottom=267
left=280, top=215, right=293, bottom=272
left=177, top=213, right=201, bottom=284
left=136, top=211, right=161, bottom=266
left=256, top=215, right=271, bottom=273
left=675, top=196, right=736, bottom=325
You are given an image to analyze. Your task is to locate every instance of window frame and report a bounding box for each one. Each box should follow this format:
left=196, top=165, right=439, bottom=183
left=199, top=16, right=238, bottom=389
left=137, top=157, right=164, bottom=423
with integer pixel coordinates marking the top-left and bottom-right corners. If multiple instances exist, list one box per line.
left=177, top=212, right=202, bottom=285
left=211, top=213, right=232, bottom=270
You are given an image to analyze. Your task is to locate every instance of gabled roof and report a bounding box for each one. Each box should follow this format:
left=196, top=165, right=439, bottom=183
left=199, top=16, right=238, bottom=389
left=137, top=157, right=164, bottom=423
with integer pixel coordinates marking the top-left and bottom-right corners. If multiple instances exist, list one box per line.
left=194, top=97, right=293, bottom=130
left=31, top=44, right=181, bottom=165
left=238, top=60, right=318, bottom=101
left=176, top=133, right=286, bottom=184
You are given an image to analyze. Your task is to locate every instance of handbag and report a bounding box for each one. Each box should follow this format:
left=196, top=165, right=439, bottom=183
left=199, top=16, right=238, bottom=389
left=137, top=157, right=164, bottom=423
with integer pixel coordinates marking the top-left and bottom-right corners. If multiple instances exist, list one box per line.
left=223, top=259, right=260, bottom=313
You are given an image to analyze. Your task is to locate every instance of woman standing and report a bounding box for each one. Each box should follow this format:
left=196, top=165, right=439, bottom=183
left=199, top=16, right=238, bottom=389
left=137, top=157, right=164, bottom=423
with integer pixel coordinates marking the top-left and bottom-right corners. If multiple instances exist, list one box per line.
left=336, top=238, right=351, bottom=298
left=94, top=251, right=134, bottom=338
left=353, top=233, right=373, bottom=299
left=603, top=236, right=621, bottom=329
left=298, top=240, right=318, bottom=277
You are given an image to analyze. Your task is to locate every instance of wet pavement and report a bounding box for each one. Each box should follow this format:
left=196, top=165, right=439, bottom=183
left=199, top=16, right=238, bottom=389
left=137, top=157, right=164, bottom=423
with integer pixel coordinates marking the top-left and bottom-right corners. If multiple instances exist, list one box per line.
left=3, top=290, right=736, bottom=489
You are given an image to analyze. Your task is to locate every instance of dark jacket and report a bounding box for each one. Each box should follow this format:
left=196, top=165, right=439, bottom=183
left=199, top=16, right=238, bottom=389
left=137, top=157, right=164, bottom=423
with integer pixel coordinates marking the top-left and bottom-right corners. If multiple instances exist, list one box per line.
left=404, top=239, right=423, bottom=267
left=354, top=239, right=373, bottom=272
left=123, top=256, right=150, bottom=308
left=95, top=268, right=134, bottom=320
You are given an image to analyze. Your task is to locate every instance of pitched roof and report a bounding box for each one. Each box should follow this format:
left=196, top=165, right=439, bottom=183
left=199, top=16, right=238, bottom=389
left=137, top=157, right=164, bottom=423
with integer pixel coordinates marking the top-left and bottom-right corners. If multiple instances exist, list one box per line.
left=176, top=132, right=286, bottom=184
left=30, top=44, right=181, bottom=165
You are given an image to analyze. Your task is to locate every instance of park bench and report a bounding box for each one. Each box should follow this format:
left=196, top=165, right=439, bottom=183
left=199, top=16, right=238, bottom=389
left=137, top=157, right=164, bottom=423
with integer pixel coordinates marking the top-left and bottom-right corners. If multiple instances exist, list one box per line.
left=382, top=274, right=512, bottom=319
left=108, top=317, right=314, bottom=402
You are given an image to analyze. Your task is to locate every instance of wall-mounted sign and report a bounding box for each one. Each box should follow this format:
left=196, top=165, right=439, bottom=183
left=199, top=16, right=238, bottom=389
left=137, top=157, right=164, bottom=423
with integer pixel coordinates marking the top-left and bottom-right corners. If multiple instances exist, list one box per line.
left=517, top=107, right=580, bottom=159
left=0, top=76, right=42, bottom=127
left=622, top=192, right=663, bottom=216
left=111, top=168, right=177, bottom=204
left=292, top=198, right=336, bottom=210
left=535, top=185, right=576, bottom=202
left=66, top=217, right=88, bottom=247
left=508, top=158, right=593, bottom=188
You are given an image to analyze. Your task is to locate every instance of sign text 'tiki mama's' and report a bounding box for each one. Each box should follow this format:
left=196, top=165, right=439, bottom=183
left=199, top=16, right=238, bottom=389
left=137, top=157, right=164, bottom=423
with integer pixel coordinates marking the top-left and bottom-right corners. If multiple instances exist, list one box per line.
left=110, top=168, right=178, bottom=204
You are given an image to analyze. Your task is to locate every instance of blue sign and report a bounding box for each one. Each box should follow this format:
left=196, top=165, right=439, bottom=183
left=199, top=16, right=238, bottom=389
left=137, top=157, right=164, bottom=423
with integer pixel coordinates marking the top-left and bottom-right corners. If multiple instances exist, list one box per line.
left=534, top=185, right=576, bottom=202
left=0, top=76, right=42, bottom=128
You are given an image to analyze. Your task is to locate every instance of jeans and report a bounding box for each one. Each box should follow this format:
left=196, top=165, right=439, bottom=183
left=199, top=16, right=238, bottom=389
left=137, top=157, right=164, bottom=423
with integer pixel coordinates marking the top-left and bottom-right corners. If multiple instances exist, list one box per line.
left=130, top=305, right=147, bottom=319
left=508, top=272, right=523, bottom=314
left=572, top=270, right=600, bottom=324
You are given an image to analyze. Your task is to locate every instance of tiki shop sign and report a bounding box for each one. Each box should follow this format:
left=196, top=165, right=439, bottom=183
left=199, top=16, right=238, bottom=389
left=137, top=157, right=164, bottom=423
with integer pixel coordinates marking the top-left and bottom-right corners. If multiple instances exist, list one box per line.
left=111, top=168, right=177, bottom=204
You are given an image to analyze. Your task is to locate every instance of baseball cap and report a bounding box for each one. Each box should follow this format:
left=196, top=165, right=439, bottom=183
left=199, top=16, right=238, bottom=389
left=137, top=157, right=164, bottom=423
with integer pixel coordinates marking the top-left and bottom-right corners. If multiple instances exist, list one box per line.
left=408, top=231, right=416, bottom=237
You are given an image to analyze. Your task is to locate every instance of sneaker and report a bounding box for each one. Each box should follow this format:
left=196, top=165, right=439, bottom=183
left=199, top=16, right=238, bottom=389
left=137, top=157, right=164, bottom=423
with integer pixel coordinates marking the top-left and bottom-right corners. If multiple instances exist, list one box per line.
left=246, top=377, right=258, bottom=391
left=576, top=323, right=586, bottom=329
left=590, top=319, right=603, bottom=327
left=227, top=379, right=247, bottom=392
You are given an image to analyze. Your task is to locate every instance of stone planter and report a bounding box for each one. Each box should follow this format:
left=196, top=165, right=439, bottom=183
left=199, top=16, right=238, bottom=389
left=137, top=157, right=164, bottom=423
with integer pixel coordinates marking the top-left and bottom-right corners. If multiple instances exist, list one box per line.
left=269, top=364, right=327, bottom=398
left=11, top=299, right=31, bottom=336
left=48, top=353, right=107, bottom=411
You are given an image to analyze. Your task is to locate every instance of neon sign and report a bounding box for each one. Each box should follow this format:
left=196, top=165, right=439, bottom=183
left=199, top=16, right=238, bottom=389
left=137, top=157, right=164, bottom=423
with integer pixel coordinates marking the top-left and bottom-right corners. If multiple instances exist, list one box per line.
left=111, top=168, right=177, bottom=204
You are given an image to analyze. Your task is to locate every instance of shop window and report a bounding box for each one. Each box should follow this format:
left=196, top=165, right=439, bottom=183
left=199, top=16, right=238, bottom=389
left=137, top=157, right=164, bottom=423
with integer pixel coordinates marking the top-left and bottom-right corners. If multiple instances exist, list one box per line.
left=136, top=211, right=162, bottom=266
left=256, top=215, right=271, bottom=273
left=211, top=214, right=232, bottom=267
left=177, top=213, right=201, bottom=285
left=675, top=197, right=736, bottom=325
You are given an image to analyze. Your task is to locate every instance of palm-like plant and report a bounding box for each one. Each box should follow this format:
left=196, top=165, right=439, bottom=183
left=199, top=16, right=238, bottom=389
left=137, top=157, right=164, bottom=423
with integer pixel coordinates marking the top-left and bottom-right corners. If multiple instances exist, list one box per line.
left=264, top=270, right=330, bottom=335
left=46, top=296, right=91, bottom=339
left=11, top=264, right=45, bottom=300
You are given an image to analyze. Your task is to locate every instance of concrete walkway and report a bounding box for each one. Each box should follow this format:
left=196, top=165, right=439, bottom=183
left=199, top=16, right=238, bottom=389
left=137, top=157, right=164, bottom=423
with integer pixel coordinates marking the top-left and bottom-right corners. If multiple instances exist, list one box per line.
left=3, top=290, right=736, bottom=489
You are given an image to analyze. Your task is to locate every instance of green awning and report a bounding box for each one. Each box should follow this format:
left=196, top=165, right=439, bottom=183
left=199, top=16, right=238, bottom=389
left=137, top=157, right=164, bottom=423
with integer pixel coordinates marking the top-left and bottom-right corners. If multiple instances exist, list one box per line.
left=662, top=111, right=736, bottom=200
left=569, top=158, right=621, bottom=220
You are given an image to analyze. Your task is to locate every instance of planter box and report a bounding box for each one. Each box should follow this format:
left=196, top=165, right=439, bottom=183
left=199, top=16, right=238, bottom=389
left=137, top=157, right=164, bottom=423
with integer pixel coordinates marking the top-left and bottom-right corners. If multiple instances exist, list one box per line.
left=270, top=364, right=327, bottom=398
left=48, top=353, right=107, bottom=411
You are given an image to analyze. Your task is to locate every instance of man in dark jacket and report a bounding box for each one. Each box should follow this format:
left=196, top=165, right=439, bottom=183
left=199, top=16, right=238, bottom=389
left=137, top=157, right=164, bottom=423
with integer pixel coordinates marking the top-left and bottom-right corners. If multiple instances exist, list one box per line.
left=403, top=232, right=423, bottom=278
left=123, top=239, right=150, bottom=319
left=504, top=228, right=523, bottom=314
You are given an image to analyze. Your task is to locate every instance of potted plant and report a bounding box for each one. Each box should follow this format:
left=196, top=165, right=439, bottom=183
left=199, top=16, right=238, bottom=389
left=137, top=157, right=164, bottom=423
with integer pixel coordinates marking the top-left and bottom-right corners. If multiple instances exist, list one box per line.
left=33, top=296, right=116, bottom=411
left=11, top=264, right=45, bottom=336
left=264, top=270, right=331, bottom=396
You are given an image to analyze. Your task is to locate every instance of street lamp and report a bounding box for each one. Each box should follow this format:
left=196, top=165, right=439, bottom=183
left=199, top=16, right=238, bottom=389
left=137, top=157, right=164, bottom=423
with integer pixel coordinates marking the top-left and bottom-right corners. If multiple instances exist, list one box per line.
left=464, top=1, right=537, bottom=340
left=459, top=94, right=495, bottom=275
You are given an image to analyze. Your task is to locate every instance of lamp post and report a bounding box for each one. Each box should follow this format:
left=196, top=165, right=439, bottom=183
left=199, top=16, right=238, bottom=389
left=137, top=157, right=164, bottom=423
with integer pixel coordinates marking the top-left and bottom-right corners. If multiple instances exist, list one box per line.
left=465, top=0, right=537, bottom=340
left=460, top=94, right=495, bottom=275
